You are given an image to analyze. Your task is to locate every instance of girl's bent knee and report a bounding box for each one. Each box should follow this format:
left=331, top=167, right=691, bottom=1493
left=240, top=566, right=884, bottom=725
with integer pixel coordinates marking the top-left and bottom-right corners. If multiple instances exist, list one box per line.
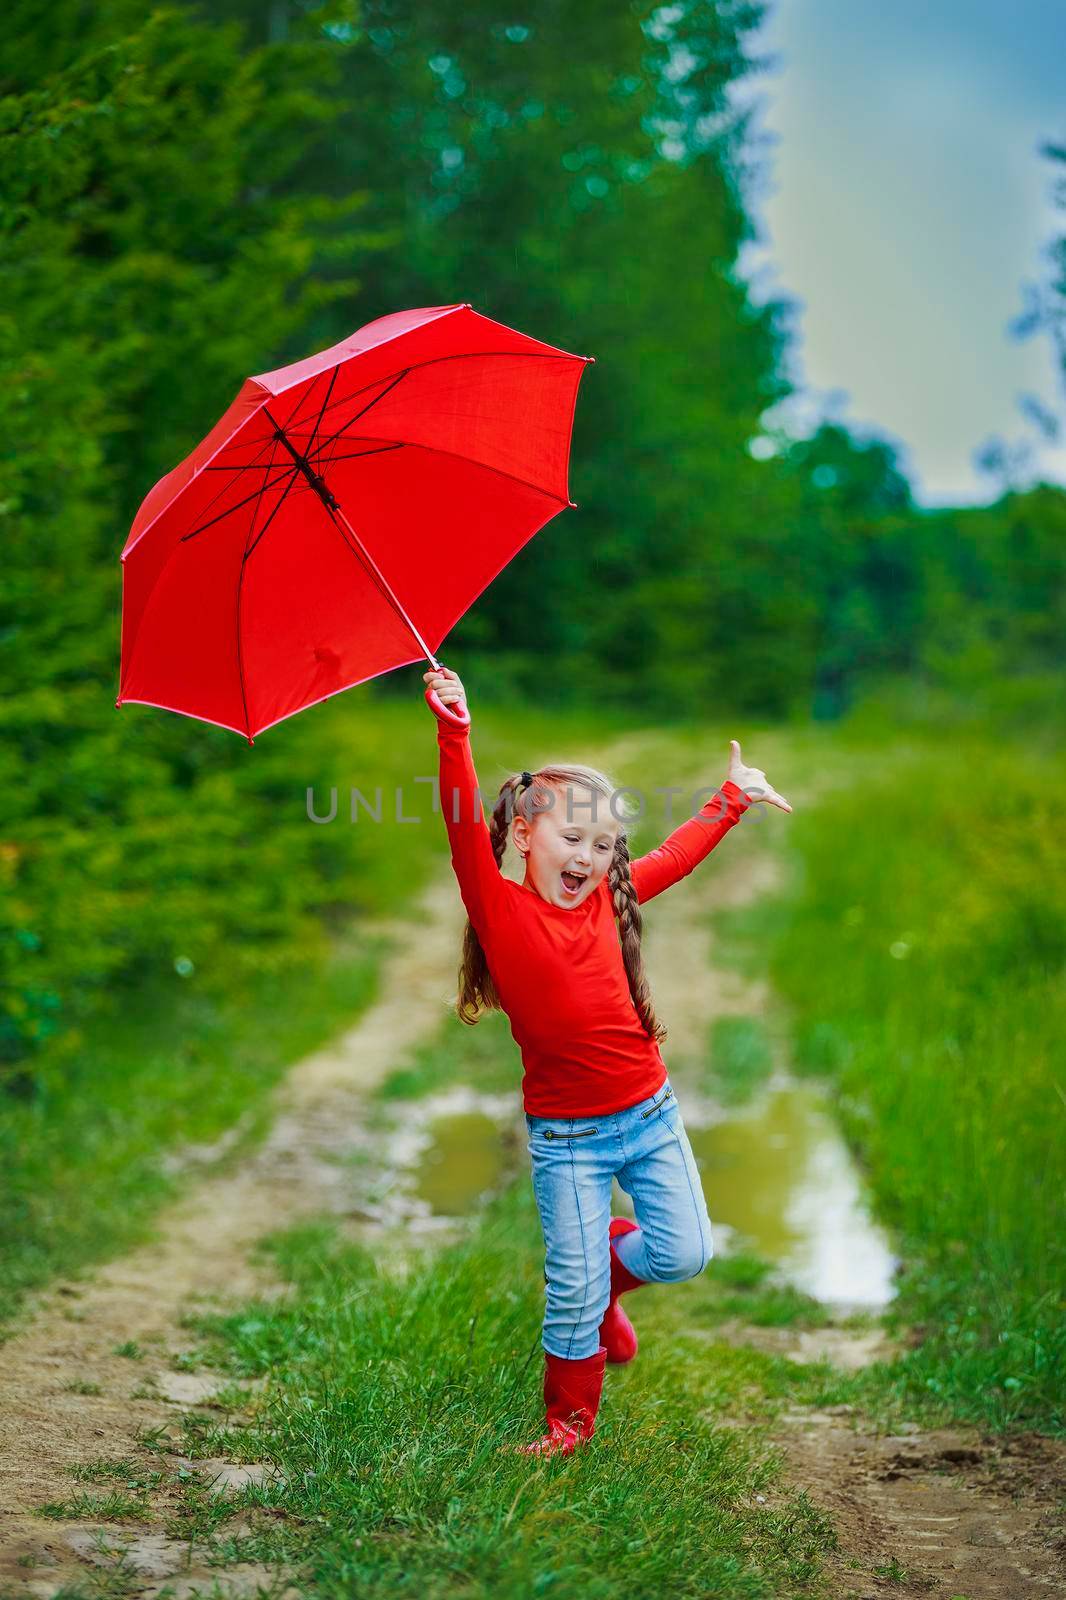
left=651, top=1231, right=712, bottom=1283
left=660, top=1252, right=708, bottom=1284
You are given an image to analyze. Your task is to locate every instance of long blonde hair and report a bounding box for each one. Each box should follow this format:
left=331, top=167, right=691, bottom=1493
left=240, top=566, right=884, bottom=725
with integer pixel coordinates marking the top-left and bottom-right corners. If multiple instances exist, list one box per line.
left=456, top=762, right=667, bottom=1044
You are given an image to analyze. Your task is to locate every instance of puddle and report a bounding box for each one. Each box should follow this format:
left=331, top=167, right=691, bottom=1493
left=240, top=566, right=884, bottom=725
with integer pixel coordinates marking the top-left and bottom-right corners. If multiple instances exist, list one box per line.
left=413, top=1111, right=510, bottom=1216
left=688, top=1078, right=897, bottom=1307
left=361, top=1087, right=520, bottom=1232
left=382, top=1079, right=896, bottom=1308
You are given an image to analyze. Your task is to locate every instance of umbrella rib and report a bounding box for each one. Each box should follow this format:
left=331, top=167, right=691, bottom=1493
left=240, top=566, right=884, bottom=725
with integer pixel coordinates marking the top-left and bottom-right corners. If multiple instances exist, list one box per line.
left=310, top=368, right=411, bottom=460
left=277, top=367, right=320, bottom=438
left=244, top=461, right=301, bottom=559
left=234, top=369, right=408, bottom=458
left=281, top=356, right=575, bottom=505
left=123, top=333, right=588, bottom=737
left=182, top=464, right=299, bottom=540
left=305, top=362, right=339, bottom=462
left=264, top=403, right=435, bottom=664
left=215, top=440, right=404, bottom=487
left=304, top=442, right=406, bottom=468
left=211, top=425, right=567, bottom=521
left=242, top=430, right=283, bottom=552
left=127, top=346, right=584, bottom=561
left=202, top=459, right=295, bottom=471
left=178, top=432, right=281, bottom=546
left=312, top=408, right=361, bottom=480
left=234, top=431, right=288, bottom=742
left=232, top=425, right=300, bottom=742
left=217, top=434, right=401, bottom=468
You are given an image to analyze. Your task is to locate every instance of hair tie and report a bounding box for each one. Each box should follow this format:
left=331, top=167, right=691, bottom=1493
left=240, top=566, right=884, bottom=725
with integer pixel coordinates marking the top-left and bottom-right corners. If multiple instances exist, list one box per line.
left=520, top=770, right=534, bottom=788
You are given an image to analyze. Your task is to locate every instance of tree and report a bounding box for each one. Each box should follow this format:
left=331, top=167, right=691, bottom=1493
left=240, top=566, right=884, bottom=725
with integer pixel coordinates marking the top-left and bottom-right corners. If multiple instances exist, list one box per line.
left=193, top=0, right=792, bottom=711
left=0, top=0, right=386, bottom=1074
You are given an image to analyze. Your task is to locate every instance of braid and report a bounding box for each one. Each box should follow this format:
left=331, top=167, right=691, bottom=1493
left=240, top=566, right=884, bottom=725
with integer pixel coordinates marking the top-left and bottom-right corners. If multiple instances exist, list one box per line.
left=608, top=833, right=668, bottom=1044
left=455, top=774, right=528, bottom=1026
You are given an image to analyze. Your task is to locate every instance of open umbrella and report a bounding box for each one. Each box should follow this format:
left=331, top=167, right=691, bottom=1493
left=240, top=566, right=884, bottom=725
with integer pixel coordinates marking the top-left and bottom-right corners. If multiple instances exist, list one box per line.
left=116, top=303, right=593, bottom=743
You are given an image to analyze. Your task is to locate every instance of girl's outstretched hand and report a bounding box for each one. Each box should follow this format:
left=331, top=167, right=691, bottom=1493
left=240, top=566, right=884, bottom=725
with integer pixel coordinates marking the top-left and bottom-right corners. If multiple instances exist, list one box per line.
left=726, top=739, right=793, bottom=813
left=423, top=665, right=467, bottom=707
left=423, top=666, right=470, bottom=727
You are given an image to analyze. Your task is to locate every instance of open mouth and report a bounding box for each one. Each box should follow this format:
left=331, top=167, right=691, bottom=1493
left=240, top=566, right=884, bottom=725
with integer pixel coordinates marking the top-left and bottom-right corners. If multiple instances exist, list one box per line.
left=560, top=871, right=587, bottom=896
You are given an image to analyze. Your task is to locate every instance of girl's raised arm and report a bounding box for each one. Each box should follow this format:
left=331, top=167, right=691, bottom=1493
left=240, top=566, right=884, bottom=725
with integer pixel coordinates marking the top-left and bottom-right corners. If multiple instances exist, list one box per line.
left=629, top=780, right=752, bottom=904
left=629, top=740, right=790, bottom=904
left=424, top=668, right=508, bottom=934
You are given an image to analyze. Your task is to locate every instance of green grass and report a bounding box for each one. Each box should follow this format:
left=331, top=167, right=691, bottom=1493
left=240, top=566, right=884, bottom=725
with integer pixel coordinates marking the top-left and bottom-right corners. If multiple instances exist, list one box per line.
left=703, top=1016, right=778, bottom=1106
left=62, top=1378, right=103, bottom=1396
left=0, top=936, right=383, bottom=1325
left=738, top=717, right=1066, bottom=1432
left=687, top=1255, right=834, bottom=1330
left=376, top=1009, right=522, bottom=1104
left=166, top=1183, right=841, bottom=1600
left=35, top=1490, right=151, bottom=1523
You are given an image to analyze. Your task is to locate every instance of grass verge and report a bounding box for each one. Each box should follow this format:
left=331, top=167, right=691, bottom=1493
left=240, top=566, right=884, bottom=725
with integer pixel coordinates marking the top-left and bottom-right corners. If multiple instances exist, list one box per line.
left=724, top=718, right=1065, bottom=1433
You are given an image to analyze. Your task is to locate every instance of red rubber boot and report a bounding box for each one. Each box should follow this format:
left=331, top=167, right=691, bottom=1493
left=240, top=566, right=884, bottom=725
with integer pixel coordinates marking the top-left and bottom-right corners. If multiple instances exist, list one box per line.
left=598, top=1218, right=648, bottom=1365
left=519, top=1346, right=607, bottom=1457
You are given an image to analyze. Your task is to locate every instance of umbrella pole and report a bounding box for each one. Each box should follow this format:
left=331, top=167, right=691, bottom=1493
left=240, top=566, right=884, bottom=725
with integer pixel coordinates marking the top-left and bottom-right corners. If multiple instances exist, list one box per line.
left=330, top=501, right=442, bottom=672
left=265, top=410, right=443, bottom=673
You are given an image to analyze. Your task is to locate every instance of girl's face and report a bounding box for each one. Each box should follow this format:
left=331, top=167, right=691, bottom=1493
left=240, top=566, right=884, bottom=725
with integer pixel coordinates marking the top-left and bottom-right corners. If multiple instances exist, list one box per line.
left=512, top=782, right=620, bottom=910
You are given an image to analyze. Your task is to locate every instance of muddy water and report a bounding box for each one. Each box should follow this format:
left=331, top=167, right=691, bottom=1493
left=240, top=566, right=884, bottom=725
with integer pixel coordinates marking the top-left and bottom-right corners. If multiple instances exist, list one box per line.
left=411, top=1079, right=896, bottom=1307
left=688, top=1079, right=897, bottom=1308
left=413, top=1111, right=510, bottom=1216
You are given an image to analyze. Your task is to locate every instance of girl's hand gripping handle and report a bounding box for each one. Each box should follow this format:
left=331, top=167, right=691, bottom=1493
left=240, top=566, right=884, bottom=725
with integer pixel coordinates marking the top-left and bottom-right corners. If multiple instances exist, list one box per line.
left=423, top=665, right=470, bottom=728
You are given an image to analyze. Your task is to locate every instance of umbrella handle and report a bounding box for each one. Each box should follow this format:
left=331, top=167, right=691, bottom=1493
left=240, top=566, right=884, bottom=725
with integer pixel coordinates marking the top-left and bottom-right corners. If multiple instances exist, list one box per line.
left=424, top=685, right=471, bottom=728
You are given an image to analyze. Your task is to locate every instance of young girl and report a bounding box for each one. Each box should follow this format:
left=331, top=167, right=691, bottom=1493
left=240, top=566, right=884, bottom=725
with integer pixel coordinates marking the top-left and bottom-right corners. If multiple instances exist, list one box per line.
left=423, top=664, right=792, bottom=1457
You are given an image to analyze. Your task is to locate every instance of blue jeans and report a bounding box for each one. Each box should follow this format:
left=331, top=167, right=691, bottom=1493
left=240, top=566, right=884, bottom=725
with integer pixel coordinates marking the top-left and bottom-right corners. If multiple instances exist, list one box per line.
left=524, top=1076, right=714, bottom=1360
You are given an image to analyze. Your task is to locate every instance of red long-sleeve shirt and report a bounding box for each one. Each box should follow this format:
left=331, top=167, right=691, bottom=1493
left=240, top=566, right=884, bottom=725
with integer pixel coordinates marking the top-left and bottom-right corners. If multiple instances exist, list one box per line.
left=436, top=715, right=754, bottom=1116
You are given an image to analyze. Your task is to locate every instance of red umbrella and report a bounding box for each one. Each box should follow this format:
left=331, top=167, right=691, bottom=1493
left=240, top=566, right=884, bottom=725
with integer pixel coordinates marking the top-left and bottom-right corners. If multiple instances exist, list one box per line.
left=117, top=303, right=593, bottom=743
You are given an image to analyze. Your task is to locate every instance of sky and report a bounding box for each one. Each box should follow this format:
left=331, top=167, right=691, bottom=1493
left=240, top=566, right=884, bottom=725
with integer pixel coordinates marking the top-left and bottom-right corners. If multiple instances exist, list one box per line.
left=735, top=0, right=1066, bottom=505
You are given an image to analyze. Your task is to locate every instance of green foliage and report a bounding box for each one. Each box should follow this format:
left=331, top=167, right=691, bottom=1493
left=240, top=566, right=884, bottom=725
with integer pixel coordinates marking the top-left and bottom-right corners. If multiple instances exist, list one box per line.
left=918, top=486, right=1066, bottom=699
left=0, top=912, right=380, bottom=1319
left=0, top=1, right=386, bottom=1077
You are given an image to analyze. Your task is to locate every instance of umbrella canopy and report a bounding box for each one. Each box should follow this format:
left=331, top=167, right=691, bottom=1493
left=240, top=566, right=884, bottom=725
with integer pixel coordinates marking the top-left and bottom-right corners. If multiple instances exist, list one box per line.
left=117, top=303, right=592, bottom=743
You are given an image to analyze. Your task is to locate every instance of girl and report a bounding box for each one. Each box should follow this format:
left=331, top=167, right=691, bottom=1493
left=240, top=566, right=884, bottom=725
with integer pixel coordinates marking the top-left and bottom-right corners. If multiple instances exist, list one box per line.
left=423, top=665, right=792, bottom=1457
